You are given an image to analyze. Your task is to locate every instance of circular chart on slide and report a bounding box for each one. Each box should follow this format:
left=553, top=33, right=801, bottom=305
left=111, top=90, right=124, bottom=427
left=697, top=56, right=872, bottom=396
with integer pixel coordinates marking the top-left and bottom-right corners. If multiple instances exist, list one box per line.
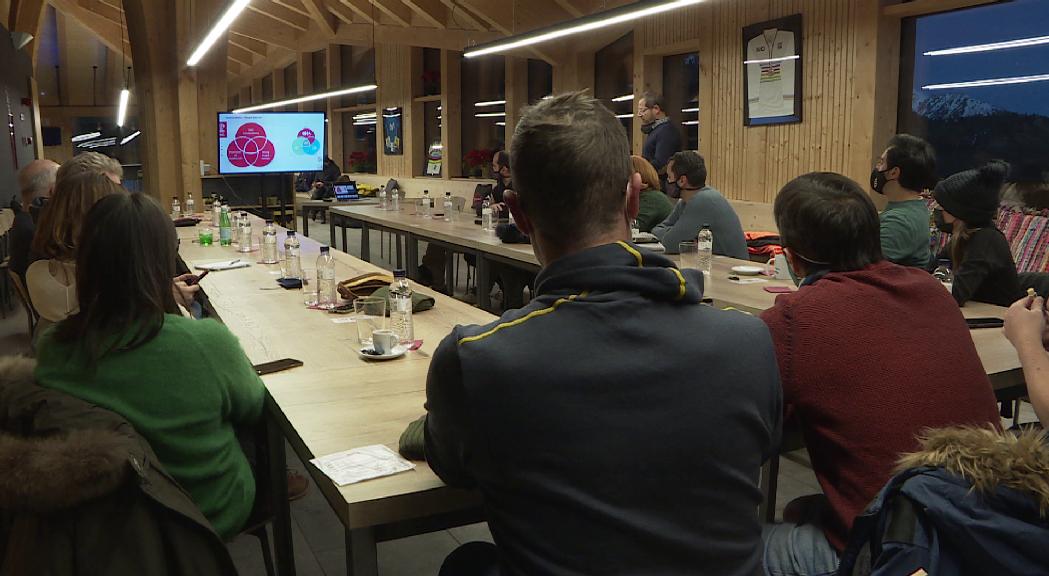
left=292, top=127, right=321, bottom=156
left=227, top=123, right=275, bottom=168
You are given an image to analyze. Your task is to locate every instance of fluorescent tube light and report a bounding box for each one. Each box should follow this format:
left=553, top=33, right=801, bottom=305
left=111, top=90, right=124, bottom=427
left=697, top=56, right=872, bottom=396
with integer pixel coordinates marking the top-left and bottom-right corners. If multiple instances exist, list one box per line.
left=743, top=54, right=800, bottom=65
left=71, top=131, right=101, bottom=143
left=475, top=100, right=506, bottom=107
left=77, top=137, right=118, bottom=149
left=187, top=0, right=252, bottom=67
left=682, top=120, right=699, bottom=125
left=116, top=89, right=130, bottom=127
left=120, top=130, right=141, bottom=145
left=476, top=112, right=505, bottom=118
left=464, top=0, right=704, bottom=58
left=922, top=73, right=1049, bottom=90
left=681, top=107, right=699, bottom=113
left=354, top=120, right=377, bottom=126
left=611, top=94, right=634, bottom=102
left=924, top=34, right=1049, bottom=57
left=495, top=122, right=506, bottom=126
left=353, top=112, right=376, bottom=120
left=615, top=114, right=633, bottom=119
left=233, top=84, right=378, bottom=113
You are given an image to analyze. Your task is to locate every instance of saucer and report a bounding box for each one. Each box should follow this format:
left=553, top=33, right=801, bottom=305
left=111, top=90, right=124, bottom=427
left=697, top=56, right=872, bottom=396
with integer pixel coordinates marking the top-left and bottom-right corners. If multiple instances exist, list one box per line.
left=730, top=265, right=765, bottom=276
left=356, top=344, right=408, bottom=361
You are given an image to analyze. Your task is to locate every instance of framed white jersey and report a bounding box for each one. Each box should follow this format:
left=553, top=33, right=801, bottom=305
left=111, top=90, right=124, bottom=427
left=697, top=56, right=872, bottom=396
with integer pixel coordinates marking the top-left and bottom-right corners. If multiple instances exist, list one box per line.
left=742, top=15, right=803, bottom=126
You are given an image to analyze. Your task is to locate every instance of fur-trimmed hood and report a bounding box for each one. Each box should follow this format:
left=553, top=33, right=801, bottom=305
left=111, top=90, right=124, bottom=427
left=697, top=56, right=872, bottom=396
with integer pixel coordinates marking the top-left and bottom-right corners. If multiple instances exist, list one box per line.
left=897, top=426, right=1049, bottom=514
left=0, top=356, right=138, bottom=511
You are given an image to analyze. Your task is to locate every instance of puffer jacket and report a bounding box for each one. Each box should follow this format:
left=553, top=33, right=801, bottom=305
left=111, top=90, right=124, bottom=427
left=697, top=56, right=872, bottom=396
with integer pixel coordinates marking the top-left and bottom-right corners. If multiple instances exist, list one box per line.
left=0, top=356, right=237, bottom=576
left=838, top=426, right=1049, bottom=576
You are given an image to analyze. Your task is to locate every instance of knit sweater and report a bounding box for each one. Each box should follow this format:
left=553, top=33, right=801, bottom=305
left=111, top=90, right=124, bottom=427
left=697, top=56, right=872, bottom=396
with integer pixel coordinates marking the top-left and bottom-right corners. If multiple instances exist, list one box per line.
left=34, top=315, right=265, bottom=539
left=636, top=189, right=674, bottom=233
left=651, top=186, right=749, bottom=258
left=760, top=261, right=1001, bottom=551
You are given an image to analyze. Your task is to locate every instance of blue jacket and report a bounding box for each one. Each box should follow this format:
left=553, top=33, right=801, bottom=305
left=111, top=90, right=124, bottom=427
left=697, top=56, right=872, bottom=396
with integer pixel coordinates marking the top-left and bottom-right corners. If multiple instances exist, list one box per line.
left=838, top=428, right=1049, bottom=576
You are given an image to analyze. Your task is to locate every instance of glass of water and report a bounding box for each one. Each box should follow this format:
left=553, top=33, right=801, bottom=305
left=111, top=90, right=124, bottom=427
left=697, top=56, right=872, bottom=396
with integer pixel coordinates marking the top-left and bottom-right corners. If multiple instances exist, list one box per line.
left=302, top=269, right=318, bottom=307
left=354, top=296, right=387, bottom=347
left=679, top=241, right=698, bottom=268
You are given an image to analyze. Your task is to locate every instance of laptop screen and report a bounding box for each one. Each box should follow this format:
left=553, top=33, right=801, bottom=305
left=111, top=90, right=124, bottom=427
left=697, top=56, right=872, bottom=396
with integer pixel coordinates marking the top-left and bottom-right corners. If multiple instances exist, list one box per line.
left=333, top=182, right=358, bottom=201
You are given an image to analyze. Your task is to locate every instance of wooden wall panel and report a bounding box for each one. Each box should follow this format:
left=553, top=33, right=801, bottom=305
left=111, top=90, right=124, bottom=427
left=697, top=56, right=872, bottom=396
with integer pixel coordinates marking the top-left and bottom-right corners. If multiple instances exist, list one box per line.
left=376, top=43, right=417, bottom=177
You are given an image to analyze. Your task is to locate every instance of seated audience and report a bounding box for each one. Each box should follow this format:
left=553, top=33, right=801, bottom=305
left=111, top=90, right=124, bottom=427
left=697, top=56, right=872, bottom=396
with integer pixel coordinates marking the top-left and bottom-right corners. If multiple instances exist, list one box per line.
left=1004, top=294, right=1049, bottom=425
left=933, top=160, right=1022, bottom=307
left=27, top=163, right=125, bottom=329
left=759, top=172, right=1001, bottom=575
left=421, top=91, right=782, bottom=575
left=630, top=155, right=674, bottom=233
left=871, top=134, right=936, bottom=267
left=651, top=151, right=748, bottom=258
left=34, top=193, right=265, bottom=540
left=10, top=159, right=59, bottom=283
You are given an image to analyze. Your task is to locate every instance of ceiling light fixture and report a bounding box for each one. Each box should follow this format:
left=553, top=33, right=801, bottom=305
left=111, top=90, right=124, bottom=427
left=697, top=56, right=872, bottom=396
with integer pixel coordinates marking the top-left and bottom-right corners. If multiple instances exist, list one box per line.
left=611, top=94, right=634, bottom=102
left=682, top=120, right=699, bottom=125
left=117, top=88, right=130, bottom=127
left=475, top=112, right=506, bottom=118
left=187, top=0, right=252, bottom=66
left=681, top=107, right=699, bottom=113
left=474, top=100, right=506, bottom=107
left=615, top=114, right=633, bottom=119
left=233, top=84, right=378, bottom=113
left=924, top=34, right=1049, bottom=57
left=464, top=0, right=703, bottom=58
left=922, top=73, right=1049, bottom=90
left=71, top=131, right=102, bottom=143
left=743, top=54, right=800, bottom=65
left=120, top=130, right=141, bottom=145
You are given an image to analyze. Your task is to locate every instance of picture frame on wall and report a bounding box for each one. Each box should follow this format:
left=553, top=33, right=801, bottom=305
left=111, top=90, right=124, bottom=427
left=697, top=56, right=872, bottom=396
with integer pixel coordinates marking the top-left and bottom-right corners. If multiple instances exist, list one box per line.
left=383, top=107, right=403, bottom=155
left=742, top=14, right=803, bottom=126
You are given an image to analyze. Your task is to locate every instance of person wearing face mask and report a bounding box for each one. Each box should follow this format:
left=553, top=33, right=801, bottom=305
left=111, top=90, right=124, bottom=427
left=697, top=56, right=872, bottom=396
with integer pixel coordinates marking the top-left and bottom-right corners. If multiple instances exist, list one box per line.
left=871, top=134, right=937, bottom=267
left=759, top=172, right=1000, bottom=576
left=650, top=151, right=748, bottom=258
left=932, top=160, right=1021, bottom=307
left=638, top=92, right=682, bottom=195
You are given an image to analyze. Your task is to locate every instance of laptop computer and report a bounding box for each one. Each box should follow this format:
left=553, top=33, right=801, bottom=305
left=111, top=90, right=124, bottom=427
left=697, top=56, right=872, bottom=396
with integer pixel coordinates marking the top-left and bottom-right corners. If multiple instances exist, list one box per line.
left=333, top=182, right=359, bottom=201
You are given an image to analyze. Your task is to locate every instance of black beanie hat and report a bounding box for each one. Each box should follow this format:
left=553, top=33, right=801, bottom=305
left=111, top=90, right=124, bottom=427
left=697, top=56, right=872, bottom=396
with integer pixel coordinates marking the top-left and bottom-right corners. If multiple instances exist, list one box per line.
left=933, top=160, right=1009, bottom=225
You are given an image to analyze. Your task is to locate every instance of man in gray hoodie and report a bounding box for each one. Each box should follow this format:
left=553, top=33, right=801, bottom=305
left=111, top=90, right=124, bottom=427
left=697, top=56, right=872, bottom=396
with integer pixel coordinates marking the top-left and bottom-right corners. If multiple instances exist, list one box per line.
left=421, top=91, right=782, bottom=576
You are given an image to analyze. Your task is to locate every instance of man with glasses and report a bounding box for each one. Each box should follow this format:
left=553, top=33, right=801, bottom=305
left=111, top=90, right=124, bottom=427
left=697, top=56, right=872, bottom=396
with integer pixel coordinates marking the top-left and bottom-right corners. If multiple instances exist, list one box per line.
left=638, top=92, right=682, bottom=195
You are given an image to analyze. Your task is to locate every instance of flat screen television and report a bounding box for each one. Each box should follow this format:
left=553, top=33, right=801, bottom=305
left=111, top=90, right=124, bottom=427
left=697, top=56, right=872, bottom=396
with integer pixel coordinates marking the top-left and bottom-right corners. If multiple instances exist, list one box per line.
left=217, top=111, right=326, bottom=175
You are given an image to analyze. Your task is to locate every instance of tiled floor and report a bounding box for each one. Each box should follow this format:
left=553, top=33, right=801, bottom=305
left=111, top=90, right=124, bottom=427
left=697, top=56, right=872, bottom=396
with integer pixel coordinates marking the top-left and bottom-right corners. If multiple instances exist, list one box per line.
left=0, top=214, right=1038, bottom=575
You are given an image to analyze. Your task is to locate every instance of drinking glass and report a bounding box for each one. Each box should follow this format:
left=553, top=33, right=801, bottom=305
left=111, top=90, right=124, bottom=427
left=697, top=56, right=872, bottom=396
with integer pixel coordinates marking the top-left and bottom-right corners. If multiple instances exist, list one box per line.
left=679, top=241, right=698, bottom=268
left=302, top=269, right=318, bottom=307
left=354, top=296, right=387, bottom=347
left=198, top=226, right=213, bottom=246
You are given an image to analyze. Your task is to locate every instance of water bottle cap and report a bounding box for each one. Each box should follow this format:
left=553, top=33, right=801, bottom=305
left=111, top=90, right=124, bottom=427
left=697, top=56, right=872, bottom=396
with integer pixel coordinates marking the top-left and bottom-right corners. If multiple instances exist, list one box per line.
left=287, top=231, right=296, bottom=237
left=938, top=259, right=950, bottom=265
left=265, top=219, right=273, bottom=224
left=393, top=268, right=407, bottom=278
left=702, top=223, right=711, bottom=229
left=320, top=245, right=329, bottom=252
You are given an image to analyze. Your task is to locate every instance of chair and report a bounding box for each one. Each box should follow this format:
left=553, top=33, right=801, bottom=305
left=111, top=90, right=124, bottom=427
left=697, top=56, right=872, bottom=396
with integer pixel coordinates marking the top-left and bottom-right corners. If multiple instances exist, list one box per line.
left=7, top=270, right=37, bottom=337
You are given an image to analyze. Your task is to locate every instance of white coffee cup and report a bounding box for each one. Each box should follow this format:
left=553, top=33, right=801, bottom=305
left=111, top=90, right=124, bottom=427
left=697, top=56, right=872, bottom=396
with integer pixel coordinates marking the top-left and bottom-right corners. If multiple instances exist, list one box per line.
left=765, top=253, right=793, bottom=280
left=372, top=329, right=400, bottom=355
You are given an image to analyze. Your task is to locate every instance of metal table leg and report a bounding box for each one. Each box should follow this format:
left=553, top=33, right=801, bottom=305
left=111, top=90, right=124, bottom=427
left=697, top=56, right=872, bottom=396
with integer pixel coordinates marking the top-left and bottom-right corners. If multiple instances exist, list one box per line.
left=328, top=214, right=337, bottom=250
left=302, top=208, right=310, bottom=238
left=476, top=254, right=492, bottom=311
left=395, top=234, right=403, bottom=269
left=361, top=223, right=371, bottom=262
left=405, top=234, right=419, bottom=281
left=345, top=527, right=378, bottom=576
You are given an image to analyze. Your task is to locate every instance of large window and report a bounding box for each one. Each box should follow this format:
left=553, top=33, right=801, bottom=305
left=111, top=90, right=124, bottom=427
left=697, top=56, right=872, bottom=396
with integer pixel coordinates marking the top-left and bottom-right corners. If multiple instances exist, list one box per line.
left=662, top=52, right=699, bottom=151
left=595, top=33, right=634, bottom=149
left=461, top=56, right=505, bottom=178
left=900, top=0, right=1049, bottom=205
left=338, top=45, right=377, bottom=174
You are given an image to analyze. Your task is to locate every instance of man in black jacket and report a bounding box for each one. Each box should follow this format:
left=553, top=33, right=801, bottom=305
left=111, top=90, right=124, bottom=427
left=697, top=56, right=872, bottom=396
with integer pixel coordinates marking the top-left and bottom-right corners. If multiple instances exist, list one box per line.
left=639, top=92, right=683, bottom=196
left=421, top=91, right=782, bottom=576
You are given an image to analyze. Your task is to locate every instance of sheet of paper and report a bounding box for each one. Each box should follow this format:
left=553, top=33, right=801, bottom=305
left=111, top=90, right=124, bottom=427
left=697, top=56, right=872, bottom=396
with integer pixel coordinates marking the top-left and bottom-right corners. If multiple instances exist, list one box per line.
left=729, top=277, right=768, bottom=285
left=309, top=444, right=415, bottom=486
left=195, top=259, right=250, bottom=271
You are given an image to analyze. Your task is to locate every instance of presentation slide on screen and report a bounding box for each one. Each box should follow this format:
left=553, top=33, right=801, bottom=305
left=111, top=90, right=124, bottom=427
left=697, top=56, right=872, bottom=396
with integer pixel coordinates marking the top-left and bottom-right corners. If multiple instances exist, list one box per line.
left=218, top=112, right=326, bottom=174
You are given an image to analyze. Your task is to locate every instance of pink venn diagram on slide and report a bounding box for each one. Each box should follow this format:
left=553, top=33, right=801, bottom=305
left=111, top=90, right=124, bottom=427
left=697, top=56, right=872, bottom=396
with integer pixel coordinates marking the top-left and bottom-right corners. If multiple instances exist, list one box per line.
left=226, top=122, right=276, bottom=168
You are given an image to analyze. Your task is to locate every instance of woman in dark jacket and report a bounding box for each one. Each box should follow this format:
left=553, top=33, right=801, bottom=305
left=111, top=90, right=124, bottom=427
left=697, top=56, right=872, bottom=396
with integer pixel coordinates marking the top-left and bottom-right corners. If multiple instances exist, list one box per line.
left=932, top=160, right=1022, bottom=307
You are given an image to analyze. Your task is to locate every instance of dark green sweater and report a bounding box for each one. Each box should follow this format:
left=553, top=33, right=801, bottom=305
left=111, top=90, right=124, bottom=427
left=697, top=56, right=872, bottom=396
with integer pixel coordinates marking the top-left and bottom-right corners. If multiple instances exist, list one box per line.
left=34, top=315, right=265, bottom=539
left=636, top=189, right=674, bottom=233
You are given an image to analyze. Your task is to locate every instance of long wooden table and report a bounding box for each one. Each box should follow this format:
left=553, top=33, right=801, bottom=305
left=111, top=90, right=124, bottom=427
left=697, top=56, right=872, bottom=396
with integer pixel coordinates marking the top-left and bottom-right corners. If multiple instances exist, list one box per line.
left=298, top=198, right=378, bottom=238
left=176, top=218, right=494, bottom=576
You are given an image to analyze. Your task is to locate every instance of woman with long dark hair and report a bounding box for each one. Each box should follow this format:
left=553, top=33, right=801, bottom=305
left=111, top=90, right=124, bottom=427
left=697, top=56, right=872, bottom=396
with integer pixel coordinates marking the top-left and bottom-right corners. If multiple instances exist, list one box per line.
left=33, top=193, right=265, bottom=540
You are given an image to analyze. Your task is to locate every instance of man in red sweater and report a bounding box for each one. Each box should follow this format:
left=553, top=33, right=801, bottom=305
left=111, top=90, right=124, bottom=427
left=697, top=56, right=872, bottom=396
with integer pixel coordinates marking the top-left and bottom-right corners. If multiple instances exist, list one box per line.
left=759, top=172, right=1001, bottom=576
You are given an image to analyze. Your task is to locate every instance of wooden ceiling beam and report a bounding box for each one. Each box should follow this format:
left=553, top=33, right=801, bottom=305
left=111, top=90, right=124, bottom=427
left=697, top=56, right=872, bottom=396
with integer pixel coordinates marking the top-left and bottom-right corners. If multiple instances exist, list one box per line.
left=231, top=10, right=301, bottom=51
left=76, top=0, right=121, bottom=25
left=273, top=0, right=311, bottom=16
left=457, top=0, right=511, bottom=34
left=327, top=1, right=356, bottom=25
left=301, top=0, right=339, bottom=36
left=247, top=0, right=311, bottom=32
left=552, top=0, right=583, bottom=18
left=438, top=0, right=487, bottom=31
left=229, top=31, right=268, bottom=57
left=228, top=42, right=255, bottom=66
left=370, top=0, right=411, bottom=27
left=338, top=0, right=375, bottom=24
left=401, top=0, right=446, bottom=28
left=50, top=0, right=130, bottom=55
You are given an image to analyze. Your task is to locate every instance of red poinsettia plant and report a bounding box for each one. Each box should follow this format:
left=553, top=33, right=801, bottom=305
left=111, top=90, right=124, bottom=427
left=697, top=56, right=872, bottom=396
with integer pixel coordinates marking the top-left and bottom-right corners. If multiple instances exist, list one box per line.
left=348, top=150, right=376, bottom=173
left=463, top=148, right=493, bottom=178
left=421, top=70, right=441, bottom=95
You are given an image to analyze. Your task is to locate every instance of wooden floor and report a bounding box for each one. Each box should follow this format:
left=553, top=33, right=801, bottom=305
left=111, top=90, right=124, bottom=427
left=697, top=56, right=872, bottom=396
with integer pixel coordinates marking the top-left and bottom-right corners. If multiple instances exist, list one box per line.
left=0, top=214, right=1034, bottom=575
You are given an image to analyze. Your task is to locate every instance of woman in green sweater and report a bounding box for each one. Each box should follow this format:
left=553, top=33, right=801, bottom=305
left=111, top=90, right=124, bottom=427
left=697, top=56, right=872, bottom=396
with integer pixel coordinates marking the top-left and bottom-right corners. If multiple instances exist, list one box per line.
left=34, top=193, right=265, bottom=540
left=631, top=155, right=674, bottom=232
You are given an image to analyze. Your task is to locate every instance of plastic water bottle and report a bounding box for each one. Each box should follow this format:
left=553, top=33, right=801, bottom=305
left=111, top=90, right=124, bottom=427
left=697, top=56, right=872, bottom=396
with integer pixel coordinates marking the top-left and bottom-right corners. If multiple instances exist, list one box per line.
left=420, top=190, right=432, bottom=219
left=933, top=259, right=953, bottom=292
left=211, top=195, right=222, bottom=227
left=262, top=220, right=278, bottom=263
left=284, top=231, right=301, bottom=279
left=390, top=268, right=414, bottom=344
left=391, top=188, right=400, bottom=211
left=171, top=198, right=181, bottom=219
left=219, top=205, right=232, bottom=246
left=697, top=224, right=713, bottom=274
left=379, top=185, right=387, bottom=210
left=481, top=197, right=493, bottom=231
left=630, top=219, right=640, bottom=239
left=317, top=246, right=337, bottom=309
left=443, top=192, right=454, bottom=222
left=184, top=195, right=195, bottom=217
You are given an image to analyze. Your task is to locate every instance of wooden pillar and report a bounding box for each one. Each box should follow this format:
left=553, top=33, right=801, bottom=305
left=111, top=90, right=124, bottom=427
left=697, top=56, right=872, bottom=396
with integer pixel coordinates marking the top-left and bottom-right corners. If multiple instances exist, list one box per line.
left=10, top=0, right=46, bottom=65
left=504, top=56, right=528, bottom=143
left=327, top=44, right=343, bottom=167
left=251, top=77, right=264, bottom=104
left=440, top=49, right=461, bottom=179
left=849, top=0, right=892, bottom=195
